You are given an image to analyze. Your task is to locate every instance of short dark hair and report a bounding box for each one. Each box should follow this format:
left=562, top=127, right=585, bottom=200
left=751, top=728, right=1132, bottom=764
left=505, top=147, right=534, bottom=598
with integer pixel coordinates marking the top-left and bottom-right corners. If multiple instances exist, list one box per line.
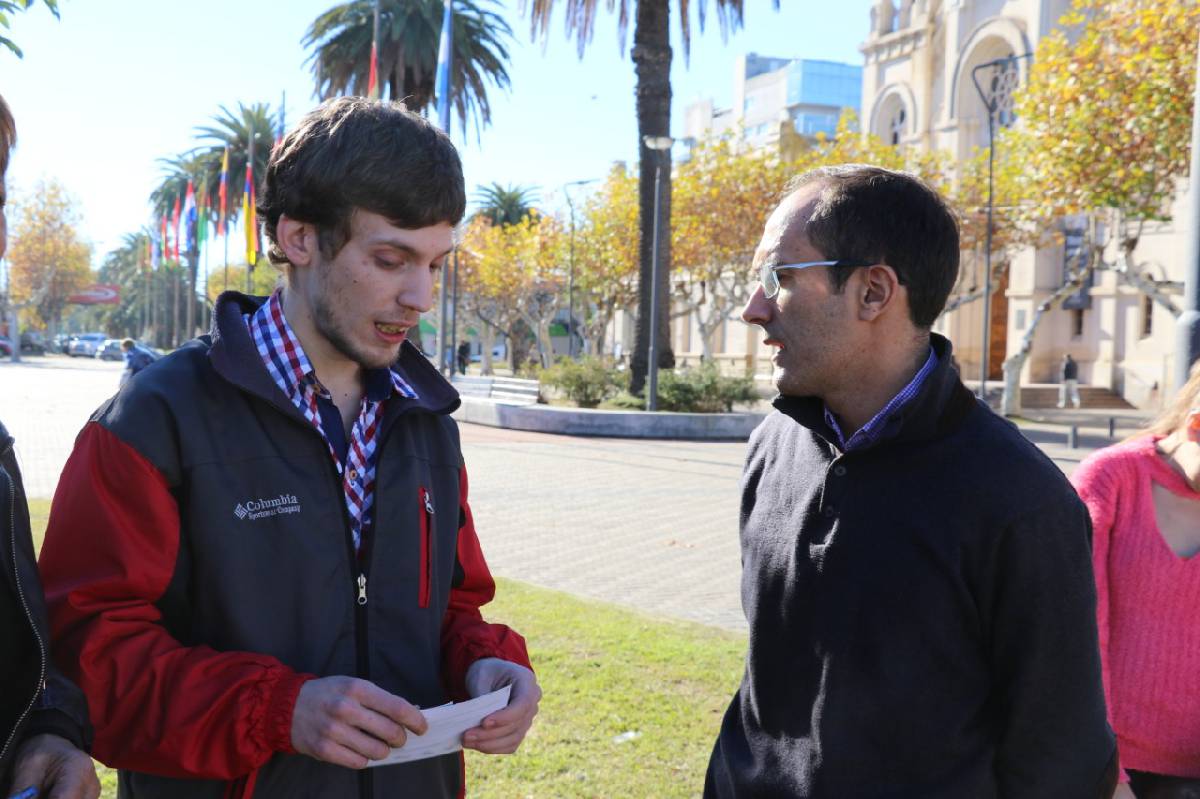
left=785, top=164, right=960, bottom=329
left=121, top=338, right=135, bottom=350
left=0, top=94, right=14, bottom=180
left=259, top=97, right=466, bottom=268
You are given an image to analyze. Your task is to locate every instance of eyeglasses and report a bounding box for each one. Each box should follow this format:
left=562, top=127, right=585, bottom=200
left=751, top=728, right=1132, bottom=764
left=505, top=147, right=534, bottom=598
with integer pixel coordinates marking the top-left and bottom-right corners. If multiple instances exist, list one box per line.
left=759, top=259, right=872, bottom=299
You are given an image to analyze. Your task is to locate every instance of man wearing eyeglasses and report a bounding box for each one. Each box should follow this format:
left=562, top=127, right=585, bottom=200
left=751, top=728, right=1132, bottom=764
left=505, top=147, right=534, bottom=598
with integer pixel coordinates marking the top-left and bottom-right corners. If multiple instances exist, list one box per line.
left=705, top=165, right=1117, bottom=798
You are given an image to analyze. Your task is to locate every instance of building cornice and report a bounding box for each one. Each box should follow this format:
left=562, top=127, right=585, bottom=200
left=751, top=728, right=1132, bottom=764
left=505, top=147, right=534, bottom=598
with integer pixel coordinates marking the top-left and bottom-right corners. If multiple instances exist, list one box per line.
left=860, top=25, right=929, bottom=64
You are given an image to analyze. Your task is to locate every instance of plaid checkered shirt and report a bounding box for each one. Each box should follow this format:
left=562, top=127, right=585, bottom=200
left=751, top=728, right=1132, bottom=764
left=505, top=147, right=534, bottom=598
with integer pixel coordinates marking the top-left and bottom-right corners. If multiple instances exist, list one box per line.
left=824, top=346, right=938, bottom=452
left=245, top=290, right=418, bottom=551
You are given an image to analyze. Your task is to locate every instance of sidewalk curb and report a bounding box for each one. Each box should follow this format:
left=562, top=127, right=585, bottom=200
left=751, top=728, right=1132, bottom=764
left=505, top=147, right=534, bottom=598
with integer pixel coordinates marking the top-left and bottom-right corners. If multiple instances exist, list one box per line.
left=452, top=397, right=766, bottom=440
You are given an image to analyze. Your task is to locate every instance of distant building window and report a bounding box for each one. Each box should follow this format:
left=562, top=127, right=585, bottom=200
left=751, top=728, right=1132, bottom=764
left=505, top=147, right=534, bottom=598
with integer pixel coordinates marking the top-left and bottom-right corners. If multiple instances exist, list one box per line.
left=890, top=106, right=907, bottom=145
left=1072, top=309, right=1085, bottom=338
left=1142, top=295, right=1154, bottom=338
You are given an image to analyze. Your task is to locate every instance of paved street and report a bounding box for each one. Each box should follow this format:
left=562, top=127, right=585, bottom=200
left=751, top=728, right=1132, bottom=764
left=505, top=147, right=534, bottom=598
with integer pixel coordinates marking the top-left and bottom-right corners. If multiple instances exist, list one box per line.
left=0, top=355, right=1145, bottom=632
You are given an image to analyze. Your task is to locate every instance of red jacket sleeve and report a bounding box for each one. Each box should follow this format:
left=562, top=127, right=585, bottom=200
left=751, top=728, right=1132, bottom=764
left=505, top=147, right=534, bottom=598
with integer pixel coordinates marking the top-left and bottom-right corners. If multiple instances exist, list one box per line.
left=439, top=465, right=532, bottom=700
left=38, top=422, right=312, bottom=780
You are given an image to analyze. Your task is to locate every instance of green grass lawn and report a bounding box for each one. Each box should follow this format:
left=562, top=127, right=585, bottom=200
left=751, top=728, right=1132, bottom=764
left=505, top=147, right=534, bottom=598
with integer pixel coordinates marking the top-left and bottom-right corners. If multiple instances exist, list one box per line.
left=27, top=499, right=747, bottom=798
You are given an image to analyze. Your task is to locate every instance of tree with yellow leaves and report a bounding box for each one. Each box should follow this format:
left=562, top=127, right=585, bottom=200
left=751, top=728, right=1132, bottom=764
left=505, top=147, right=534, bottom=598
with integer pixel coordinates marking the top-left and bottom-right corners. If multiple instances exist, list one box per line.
left=7, top=177, right=92, bottom=334
left=1014, top=0, right=1199, bottom=311
left=671, top=133, right=792, bottom=360
left=994, top=0, right=1199, bottom=411
left=573, top=164, right=640, bottom=355
left=458, top=211, right=566, bottom=371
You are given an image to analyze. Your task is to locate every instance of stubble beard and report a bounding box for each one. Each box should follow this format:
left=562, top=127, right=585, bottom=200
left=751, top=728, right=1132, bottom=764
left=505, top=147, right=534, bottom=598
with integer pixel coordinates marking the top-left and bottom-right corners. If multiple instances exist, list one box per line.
left=312, top=286, right=399, bottom=371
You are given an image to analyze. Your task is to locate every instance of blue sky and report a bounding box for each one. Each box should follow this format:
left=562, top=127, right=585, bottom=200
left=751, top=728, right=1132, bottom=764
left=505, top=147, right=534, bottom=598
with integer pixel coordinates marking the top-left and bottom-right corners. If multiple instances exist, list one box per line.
left=0, top=0, right=873, bottom=270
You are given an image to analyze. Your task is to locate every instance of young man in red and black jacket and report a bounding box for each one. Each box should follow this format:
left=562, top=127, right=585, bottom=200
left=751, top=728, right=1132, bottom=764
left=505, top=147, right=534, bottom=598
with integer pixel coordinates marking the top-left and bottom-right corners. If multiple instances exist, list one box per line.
left=39, top=98, right=539, bottom=799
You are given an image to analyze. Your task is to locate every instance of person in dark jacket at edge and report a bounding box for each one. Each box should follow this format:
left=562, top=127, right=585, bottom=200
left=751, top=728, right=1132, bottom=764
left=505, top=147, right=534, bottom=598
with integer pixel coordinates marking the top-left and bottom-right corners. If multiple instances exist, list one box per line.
left=704, top=165, right=1118, bottom=799
left=0, top=96, right=100, bottom=799
left=37, top=98, right=539, bottom=798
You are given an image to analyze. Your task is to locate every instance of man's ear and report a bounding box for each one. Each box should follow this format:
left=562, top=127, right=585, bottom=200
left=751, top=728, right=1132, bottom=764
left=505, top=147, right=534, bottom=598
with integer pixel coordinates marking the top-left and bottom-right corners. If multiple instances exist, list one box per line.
left=275, top=214, right=317, bottom=269
left=857, top=264, right=902, bottom=322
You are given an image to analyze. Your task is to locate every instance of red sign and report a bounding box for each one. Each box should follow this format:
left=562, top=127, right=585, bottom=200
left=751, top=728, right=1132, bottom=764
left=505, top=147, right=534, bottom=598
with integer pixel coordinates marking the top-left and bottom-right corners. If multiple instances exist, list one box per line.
left=67, top=284, right=121, bottom=305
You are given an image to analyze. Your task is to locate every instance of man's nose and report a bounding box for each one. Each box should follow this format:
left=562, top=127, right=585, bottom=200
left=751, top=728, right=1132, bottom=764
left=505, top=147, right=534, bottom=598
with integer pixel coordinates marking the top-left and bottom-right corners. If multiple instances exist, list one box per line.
left=402, top=266, right=437, bottom=314
left=742, top=284, right=771, bottom=326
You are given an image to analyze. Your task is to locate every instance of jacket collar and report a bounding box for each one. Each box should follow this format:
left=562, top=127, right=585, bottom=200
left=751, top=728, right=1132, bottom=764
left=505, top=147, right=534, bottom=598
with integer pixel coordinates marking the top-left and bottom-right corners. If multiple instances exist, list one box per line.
left=207, top=291, right=460, bottom=420
left=772, top=334, right=976, bottom=452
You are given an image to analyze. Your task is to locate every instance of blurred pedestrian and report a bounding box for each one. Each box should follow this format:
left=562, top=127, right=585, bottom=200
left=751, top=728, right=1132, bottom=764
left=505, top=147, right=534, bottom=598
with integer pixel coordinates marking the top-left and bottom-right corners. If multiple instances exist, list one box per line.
left=456, top=341, right=470, bottom=375
left=1060, top=353, right=1082, bottom=408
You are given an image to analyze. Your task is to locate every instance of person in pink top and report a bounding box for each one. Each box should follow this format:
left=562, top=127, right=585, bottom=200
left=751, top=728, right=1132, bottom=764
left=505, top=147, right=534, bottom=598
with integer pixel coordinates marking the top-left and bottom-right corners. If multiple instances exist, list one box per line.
left=1073, top=363, right=1200, bottom=799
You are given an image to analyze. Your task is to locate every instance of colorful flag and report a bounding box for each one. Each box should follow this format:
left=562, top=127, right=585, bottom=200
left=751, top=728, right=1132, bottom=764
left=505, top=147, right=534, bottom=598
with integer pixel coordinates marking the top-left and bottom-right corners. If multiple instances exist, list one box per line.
left=218, top=147, right=229, bottom=237
left=434, top=0, right=453, bottom=130
left=171, top=195, right=182, bottom=260
left=243, top=161, right=257, bottom=267
left=159, top=213, right=168, bottom=266
left=182, top=181, right=197, bottom=255
left=197, top=180, right=208, bottom=248
left=368, top=40, right=379, bottom=100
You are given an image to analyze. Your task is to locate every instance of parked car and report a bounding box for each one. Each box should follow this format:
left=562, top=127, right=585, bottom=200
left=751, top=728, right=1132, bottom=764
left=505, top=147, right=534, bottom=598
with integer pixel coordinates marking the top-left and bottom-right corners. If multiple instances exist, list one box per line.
left=19, top=330, right=46, bottom=355
left=96, top=339, right=125, bottom=361
left=52, top=333, right=73, bottom=354
left=0, top=338, right=12, bottom=357
left=68, top=332, right=106, bottom=357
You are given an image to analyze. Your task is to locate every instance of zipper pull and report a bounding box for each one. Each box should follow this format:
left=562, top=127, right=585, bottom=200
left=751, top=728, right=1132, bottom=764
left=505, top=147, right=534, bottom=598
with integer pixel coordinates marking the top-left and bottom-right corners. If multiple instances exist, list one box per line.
left=423, top=489, right=434, bottom=514
left=357, top=573, right=368, bottom=605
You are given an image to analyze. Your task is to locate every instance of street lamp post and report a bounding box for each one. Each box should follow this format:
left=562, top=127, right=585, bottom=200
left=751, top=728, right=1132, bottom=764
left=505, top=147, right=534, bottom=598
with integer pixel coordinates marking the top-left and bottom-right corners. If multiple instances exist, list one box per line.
left=971, top=53, right=1030, bottom=402
left=563, top=178, right=597, bottom=359
left=643, top=135, right=673, bottom=412
left=1176, top=34, right=1200, bottom=390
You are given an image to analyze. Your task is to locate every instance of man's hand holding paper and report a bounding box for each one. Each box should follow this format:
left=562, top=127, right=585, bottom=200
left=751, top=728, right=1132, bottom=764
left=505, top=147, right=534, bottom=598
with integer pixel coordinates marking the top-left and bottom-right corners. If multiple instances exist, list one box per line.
left=462, top=658, right=542, bottom=755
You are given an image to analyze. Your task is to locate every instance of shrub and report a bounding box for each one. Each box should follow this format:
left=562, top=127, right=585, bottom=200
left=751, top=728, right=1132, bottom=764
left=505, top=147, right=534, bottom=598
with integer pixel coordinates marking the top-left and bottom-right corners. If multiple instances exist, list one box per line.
left=657, top=362, right=759, bottom=413
left=539, top=356, right=627, bottom=408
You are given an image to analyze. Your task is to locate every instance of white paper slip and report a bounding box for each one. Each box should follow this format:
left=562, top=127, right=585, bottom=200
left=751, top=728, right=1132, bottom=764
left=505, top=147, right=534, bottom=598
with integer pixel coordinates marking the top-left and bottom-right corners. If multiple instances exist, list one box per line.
left=366, top=685, right=512, bottom=767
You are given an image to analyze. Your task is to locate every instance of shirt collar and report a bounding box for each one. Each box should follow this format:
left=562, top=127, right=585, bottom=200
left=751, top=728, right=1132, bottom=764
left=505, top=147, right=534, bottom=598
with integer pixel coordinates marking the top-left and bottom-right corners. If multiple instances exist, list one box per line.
left=824, top=346, right=939, bottom=452
left=246, top=290, right=418, bottom=404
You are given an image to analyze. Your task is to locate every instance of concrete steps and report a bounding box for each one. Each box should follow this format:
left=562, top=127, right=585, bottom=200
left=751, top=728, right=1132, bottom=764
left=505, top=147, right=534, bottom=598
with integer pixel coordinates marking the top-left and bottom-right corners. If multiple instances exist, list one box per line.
left=1019, top=385, right=1134, bottom=410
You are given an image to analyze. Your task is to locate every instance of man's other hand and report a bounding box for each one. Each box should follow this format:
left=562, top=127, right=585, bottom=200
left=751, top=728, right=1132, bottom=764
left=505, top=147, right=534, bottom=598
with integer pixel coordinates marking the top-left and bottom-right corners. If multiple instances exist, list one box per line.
left=9, top=733, right=100, bottom=799
left=291, top=676, right=427, bottom=769
left=462, top=658, right=541, bottom=754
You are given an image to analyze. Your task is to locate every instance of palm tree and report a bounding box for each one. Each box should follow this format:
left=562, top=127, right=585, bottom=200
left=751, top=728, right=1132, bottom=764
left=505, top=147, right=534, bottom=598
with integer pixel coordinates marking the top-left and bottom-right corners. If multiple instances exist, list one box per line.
left=0, top=0, right=58, bottom=58
left=151, top=153, right=212, bottom=346
left=473, top=182, right=538, bottom=226
left=303, top=0, right=512, bottom=138
left=192, top=102, right=278, bottom=223
left=525, top=0, right=759, bottom=394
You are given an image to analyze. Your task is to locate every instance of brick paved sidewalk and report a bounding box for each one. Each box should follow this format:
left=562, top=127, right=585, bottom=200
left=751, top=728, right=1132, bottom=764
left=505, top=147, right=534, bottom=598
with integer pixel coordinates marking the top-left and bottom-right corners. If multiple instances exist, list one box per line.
left=0, top=356, right=1146, bottom=632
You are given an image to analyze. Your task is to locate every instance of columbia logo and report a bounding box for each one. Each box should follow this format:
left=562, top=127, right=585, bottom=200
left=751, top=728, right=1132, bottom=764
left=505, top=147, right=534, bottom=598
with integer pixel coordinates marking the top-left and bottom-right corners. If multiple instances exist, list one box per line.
left=233, top=493, right=302, bottom=521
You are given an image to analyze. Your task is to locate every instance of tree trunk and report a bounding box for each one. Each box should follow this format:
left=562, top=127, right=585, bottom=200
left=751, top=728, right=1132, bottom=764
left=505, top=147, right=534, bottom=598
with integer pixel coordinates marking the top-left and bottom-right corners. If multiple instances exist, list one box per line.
left=186, top=249, right=198, bottom=341
left=479, top=320, right=496, bottom=376
left=1000, top=257, right=1098, bottom=415
left=629, top=0, right=673, bottom=395
left=172, top=267, right=181, bottom=347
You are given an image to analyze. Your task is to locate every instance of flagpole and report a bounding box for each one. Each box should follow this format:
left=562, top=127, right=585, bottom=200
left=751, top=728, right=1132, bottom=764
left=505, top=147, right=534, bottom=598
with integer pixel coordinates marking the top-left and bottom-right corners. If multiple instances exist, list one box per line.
left=435, top=0, right=453, bottom=372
